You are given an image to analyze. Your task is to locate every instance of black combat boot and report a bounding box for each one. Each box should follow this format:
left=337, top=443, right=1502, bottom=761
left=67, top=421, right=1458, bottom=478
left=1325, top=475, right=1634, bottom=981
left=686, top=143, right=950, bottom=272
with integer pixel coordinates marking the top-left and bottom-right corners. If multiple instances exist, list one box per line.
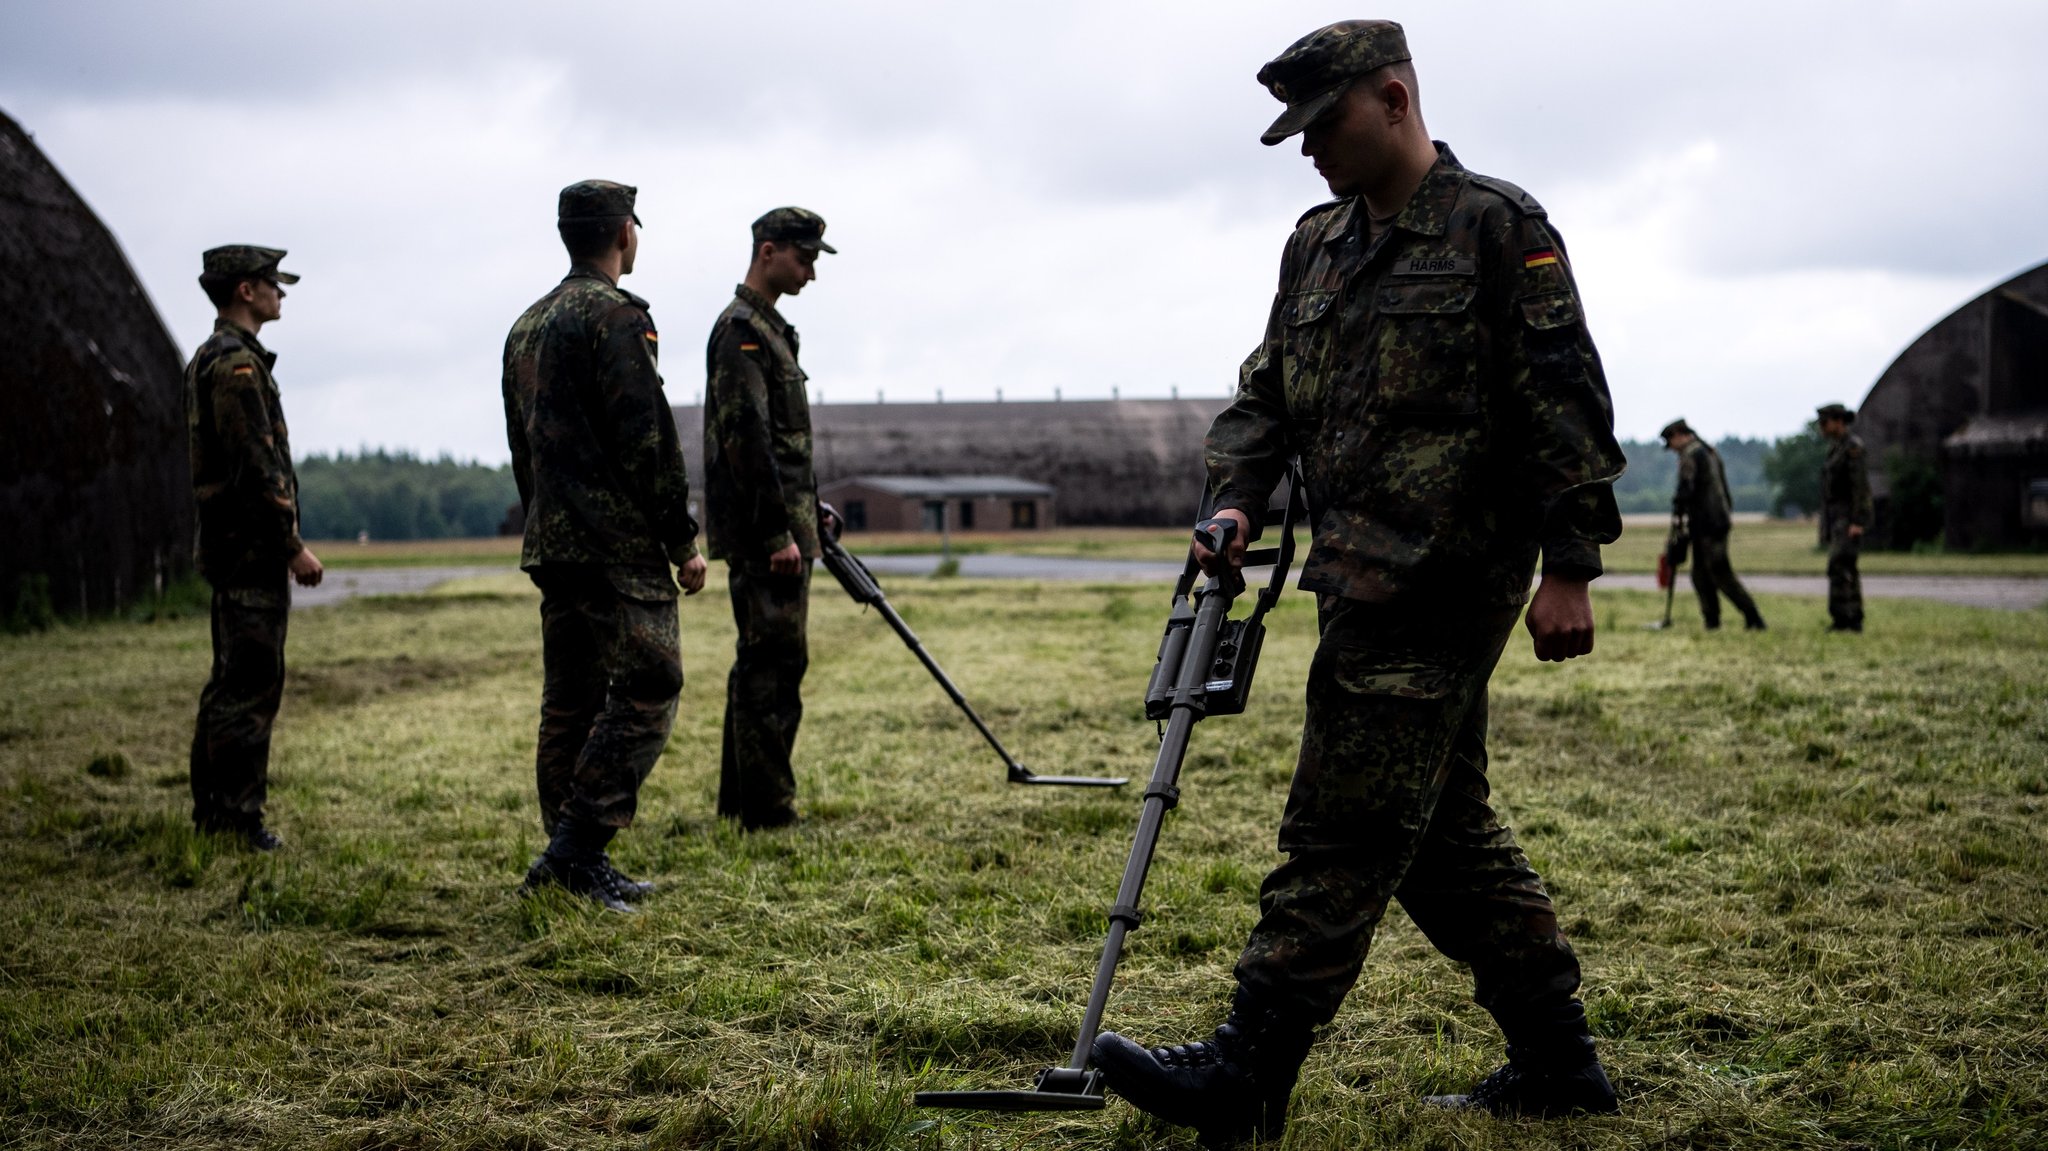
left=597, top=852, right=654, bottom=901
left=523, top=815, right=634, bottom=913
left=1092, top=991, right=1314, bottom=1148
left=1423, top=1033, right=1618, bottom=1117
left=198, top=812, right=283, bottom=852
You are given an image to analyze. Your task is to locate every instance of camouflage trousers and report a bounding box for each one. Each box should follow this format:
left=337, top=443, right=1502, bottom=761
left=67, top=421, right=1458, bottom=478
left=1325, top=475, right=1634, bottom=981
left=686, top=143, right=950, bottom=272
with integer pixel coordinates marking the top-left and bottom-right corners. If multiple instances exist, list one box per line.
left=1826, top=524, right=1863, bottom=628
left=531, top=564, right=682, bottom=831
left=1234, top=598, right=1586, bottom=1043
left=718, top=562, right=810, bottom=827
left=1689, top=532, right=1763, bottom=628
left=190, top=578, right=290, bottom=827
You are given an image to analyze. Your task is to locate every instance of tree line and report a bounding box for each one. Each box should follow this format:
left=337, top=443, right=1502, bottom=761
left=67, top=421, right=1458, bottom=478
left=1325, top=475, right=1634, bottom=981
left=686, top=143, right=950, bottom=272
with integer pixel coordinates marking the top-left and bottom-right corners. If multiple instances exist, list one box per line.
left=298, top=429, right=1842, bottom=541
left=297, top=450, right=518, bottom=541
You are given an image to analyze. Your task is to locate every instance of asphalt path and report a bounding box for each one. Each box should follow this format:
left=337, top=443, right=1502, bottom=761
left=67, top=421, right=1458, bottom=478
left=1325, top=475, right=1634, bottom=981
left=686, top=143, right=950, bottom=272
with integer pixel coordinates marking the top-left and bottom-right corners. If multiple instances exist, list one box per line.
left=290, top=558, right=2048, bottom=613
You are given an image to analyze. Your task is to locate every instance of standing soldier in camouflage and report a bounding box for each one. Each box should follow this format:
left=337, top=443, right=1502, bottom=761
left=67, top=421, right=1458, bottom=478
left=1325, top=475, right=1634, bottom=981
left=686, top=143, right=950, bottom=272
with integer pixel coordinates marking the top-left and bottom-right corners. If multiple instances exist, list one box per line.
left=703, top=208, right=837, bottom=831
left=1816, top=402, right=1871, bottom=631
left=503, top=181, right=707, bottom=913
left=1090, top=22, right=1626, bottom=1145
left=1660, top=418, right=1765, bottom=630
left=185, top=246, right=323, bottom=851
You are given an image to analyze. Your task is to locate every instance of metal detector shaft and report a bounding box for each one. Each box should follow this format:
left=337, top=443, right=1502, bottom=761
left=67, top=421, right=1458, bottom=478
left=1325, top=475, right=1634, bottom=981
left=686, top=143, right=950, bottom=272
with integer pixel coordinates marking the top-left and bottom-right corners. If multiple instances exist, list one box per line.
left=820, top=534, right=1126, bottom=788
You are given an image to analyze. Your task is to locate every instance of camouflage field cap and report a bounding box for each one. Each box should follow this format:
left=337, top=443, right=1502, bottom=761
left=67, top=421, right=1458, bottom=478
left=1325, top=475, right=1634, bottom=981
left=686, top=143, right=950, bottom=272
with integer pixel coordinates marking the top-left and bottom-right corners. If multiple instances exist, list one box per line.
left=558, top=180, right=641, bottom=225
left=751, top=206, right=837, bottom=253
left=1816, top=402, right=1856, bottom=423
left=199, top=245, right=299, bottom=285
left=1257, top=20, right=1411, bottom=146
left=1659, top=418, right=1695, bottom=441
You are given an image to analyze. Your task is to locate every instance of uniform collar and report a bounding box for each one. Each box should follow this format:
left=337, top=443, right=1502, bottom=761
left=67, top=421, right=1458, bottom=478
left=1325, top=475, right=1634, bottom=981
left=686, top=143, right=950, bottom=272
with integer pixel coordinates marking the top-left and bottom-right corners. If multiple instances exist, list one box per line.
left=1321, top=140, right=1467, bottom=248
left=213, top=316, right=268, bottom=355
left=734, top=283, right=790, bottom=336
left=563, top=261, right=617, bottom=287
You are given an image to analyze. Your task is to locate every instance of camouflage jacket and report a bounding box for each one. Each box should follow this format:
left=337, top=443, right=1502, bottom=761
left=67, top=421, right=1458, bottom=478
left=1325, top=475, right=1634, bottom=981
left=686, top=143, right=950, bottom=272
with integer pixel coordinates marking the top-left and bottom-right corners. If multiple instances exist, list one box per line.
left=1207, top=143, right=1624, bottom=607
left=1673, top=438, right=1733, bottom=536
left=501, top=264, right=698, bottom=584
left=702, top=283, right=819, bottom=562
left=185, top=318, right=301, bottom=585
left=1821, top=433, right=1872, bottom=531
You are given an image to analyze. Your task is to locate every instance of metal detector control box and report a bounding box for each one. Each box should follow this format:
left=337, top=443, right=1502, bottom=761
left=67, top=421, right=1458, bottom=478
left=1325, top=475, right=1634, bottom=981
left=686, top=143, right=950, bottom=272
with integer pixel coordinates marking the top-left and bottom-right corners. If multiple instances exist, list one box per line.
left=1145, top=615, right=1265, bottom=720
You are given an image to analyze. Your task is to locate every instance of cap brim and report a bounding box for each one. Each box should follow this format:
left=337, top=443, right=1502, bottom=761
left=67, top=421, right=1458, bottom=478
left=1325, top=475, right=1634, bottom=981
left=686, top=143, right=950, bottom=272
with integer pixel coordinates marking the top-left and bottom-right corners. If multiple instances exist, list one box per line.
left=797, top=239, right=838, bottom=254
left=272, top=270, right=301, bottom=284
left=1260, top=85, right=1347, bottom=146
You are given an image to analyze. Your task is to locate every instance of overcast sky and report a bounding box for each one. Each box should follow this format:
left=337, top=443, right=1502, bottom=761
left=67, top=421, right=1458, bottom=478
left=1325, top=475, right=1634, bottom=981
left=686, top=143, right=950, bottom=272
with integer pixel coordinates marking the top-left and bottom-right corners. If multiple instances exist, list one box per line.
left=5, top=0, right=2045, bottom=462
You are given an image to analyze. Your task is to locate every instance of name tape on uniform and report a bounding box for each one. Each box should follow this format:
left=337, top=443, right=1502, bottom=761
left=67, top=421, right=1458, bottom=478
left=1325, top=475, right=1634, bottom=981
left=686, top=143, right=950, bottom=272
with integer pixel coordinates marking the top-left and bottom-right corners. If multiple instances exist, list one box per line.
left=1389, top=256, right=1476, bottom=277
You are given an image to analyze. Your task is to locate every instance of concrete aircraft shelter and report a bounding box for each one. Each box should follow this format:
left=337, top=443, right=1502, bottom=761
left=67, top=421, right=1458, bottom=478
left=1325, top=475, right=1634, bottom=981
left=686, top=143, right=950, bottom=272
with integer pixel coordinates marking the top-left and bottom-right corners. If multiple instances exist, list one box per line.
left=1856, top=258, right=2048, bottom=550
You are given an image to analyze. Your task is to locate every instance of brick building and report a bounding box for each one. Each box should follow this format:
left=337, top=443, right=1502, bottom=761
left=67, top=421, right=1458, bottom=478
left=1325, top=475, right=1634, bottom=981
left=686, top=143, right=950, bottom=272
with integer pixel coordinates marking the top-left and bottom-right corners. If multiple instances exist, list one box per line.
left=819, top=475, right=1053, bottom=533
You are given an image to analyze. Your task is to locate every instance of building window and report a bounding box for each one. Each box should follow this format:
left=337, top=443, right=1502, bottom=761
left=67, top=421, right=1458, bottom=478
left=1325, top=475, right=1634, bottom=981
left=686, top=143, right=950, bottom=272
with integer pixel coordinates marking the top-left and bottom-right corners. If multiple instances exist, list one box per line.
left=1011, top=500, right=1038, bottom=529
left=921, top=501, right=946, bottom=532
left=843, top=500, right=866, bottom=532
left=958, top=500, right=975, bottom=529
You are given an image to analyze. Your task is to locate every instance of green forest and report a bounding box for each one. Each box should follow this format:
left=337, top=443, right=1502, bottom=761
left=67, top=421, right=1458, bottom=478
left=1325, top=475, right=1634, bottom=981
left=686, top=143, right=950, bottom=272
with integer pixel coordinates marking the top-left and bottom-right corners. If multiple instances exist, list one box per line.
left=297, top=430, right=1833, bottom=540
left=296, top=451, right=519, bottom=541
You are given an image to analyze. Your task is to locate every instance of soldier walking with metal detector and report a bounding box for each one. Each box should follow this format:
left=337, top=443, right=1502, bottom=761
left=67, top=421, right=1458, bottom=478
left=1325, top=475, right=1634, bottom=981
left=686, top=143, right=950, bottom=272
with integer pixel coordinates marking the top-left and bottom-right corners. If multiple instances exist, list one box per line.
left=1816, top=402, right=1872, bottom=632
left=703, top=208, right=837, bottom=830
left=503, top=181, right=707, bottom=913
left=1660, top=418, right=1765, bottom=630
left=185, top=245, right=323, bottom=851
left=1086, top=21, right=1627, bottom=1145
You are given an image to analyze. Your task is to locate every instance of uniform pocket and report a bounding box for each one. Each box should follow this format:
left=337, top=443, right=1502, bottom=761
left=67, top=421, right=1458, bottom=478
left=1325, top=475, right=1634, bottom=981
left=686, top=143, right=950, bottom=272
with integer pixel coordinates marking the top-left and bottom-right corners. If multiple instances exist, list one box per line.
left=1329, top=654, right=1461, bottom=700
left=604, top=564, right=678, bottom=603
left=1520, top=292, right=1581, bottom=331
left=1369, top=280, right=1483, bottom=418
left=1280, top=289, right=1339, bottom=418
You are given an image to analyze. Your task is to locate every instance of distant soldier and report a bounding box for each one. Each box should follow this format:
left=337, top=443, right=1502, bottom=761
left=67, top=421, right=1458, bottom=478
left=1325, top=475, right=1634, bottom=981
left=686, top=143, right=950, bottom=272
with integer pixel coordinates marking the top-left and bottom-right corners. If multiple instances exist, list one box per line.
left=503, top=180, right=707, bottom=913
left=1660, top=419, right=1765, bottom=630
left=185, top=245, right=323, bottom=850
left=703, top=208, right=838, bottom=831
left=1090, top=21, right=1624, bottom=1144
left=1816, top=402, right=1871, bottom=631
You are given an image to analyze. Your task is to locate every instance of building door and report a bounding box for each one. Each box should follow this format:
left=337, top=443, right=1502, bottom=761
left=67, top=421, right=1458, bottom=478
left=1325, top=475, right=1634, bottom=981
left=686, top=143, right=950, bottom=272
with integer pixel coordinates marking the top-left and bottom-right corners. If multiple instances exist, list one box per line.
left=920, top=501, right=946, bottom=532
left=958, top=500, right=975, bottom=529
left=1010, top=500, right=1038, bottom=529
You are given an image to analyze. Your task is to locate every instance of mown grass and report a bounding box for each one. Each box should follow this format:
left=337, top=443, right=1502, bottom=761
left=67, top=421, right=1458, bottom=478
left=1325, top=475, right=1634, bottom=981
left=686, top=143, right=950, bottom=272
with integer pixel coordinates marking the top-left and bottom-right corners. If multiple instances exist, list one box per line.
left=1, top=574, right=2043, bottom=1149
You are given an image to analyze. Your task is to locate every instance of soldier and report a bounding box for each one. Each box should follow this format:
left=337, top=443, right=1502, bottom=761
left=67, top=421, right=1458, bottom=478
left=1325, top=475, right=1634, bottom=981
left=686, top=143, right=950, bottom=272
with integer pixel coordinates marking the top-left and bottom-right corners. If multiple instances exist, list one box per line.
left=1660, top=418, right=1765, bottom=630
left=1816, top=402, right=1871, bottom=631
left=702, top=207, right=837, bottom=831
left=502, top=180, right=707, bottom=913
left=185, top=246, right=324, bottom=851
left=1090, top=22, right=1626, bottom=1145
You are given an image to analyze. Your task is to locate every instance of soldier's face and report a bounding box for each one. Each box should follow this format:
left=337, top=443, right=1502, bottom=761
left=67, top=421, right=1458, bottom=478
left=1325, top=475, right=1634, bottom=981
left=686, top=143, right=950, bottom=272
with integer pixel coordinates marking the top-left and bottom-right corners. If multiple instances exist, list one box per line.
left=1820, top=417, right=1846, bottom=439
left=1301, top=79, right=1401, bottom=197
left=620, top=221, right=641, bottom=276
left=241, top=277, right=284, bottom=323
left=762, top=243, right=818, bottom=297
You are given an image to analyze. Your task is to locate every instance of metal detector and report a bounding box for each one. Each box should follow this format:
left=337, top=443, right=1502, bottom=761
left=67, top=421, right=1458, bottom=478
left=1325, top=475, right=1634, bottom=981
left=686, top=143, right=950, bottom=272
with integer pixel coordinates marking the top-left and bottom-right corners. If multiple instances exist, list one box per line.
left=914, top=465, right=1305, bottom=1113
left=1646, top=514, right=1686, bottom=631
left=818, top=523, right=1127, bottom=789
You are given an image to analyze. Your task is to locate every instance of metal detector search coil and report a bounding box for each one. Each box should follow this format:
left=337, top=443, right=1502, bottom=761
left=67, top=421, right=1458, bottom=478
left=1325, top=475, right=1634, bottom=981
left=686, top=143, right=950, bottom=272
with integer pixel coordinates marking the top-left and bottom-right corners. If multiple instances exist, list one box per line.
left=915, top=464, right=1306, bottom=1114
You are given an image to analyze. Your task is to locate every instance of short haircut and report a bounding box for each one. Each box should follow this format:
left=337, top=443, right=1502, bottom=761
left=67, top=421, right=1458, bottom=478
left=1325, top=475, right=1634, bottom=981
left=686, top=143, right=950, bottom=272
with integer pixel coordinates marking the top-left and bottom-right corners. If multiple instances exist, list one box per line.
left=201, top=276, right=255, bottom=309
left=559, top=215, right=629, bottom=261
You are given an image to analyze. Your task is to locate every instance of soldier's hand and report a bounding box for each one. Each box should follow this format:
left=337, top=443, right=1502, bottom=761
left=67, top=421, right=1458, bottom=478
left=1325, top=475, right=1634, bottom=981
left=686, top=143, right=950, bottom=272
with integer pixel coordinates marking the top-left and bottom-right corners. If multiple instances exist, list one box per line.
left=1526, top=575, right=1594, bottom=662
left=679, top=554, right=708, bottom=596
left=290, top=546, right=324, bottom=588
left=768, top=542, right=802, bottom=577
left=1192, top=508, right=1252, bottom=577
left=1847, top=524, right=1864, bottom=541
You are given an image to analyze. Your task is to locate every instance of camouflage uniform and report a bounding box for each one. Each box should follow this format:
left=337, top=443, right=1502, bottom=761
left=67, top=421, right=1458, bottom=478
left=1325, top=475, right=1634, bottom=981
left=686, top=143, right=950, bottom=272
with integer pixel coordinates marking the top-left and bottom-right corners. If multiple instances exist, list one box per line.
left=1205, top=143, right=1624, bottom=1040
left=184, top=246, right=304, bottom=832
left=502, top=182, right=698, bottom=832
left=703, top=208, right=832, bottom=828
left=1819, top=409, right=1872, bottom=630
left=1671, top=435, right=1762, bottom=629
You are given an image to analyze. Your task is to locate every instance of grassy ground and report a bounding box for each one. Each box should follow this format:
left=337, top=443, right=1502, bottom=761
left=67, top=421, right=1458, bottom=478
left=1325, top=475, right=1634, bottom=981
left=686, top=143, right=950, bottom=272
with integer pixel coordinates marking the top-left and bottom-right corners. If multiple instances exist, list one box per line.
left=310, top=521, right=2048, bottom=578
left=2, top=573, right=2043, bottom=1149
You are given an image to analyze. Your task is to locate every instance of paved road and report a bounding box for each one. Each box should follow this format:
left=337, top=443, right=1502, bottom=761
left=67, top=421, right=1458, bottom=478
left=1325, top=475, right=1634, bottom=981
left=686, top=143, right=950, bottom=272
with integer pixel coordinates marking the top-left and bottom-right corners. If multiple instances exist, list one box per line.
left=290, top=558, right=2048, bottom=613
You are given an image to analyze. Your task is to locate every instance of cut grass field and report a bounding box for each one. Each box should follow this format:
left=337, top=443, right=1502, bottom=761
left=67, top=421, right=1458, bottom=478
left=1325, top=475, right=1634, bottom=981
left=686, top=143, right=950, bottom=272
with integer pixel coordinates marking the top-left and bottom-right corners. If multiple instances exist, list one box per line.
left=309, top=520, right=2048, bottom=578
left=2, top=573, right=2044, bottom=1149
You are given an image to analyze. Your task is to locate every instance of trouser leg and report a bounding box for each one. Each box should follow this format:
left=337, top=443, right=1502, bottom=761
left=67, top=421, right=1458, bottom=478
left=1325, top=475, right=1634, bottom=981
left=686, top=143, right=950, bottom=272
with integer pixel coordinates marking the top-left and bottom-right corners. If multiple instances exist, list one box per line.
left=1687, top=542, right=1721, bottom=627
left=717, top=562, right=810, bottom=826
left=1232, top=601, right=1515, bottom=1024
left=1827, top=528, right=1863, bottom=628
left=190, top=580, right=289, bottom=826
left=1394, top=690, right=1587, bottom=1051
left=533, top=569, right=608, bottom=834
left=1696, top=534, right=1763, bottom=627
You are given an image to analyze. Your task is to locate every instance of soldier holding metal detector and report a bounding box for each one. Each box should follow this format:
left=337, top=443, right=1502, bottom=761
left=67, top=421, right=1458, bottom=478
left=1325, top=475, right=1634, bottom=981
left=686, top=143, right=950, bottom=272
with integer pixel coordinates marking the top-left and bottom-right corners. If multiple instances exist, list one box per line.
left=1660, top=418, right=1765, bottom=631
left=1084, top=20, right=1628, bottom=1144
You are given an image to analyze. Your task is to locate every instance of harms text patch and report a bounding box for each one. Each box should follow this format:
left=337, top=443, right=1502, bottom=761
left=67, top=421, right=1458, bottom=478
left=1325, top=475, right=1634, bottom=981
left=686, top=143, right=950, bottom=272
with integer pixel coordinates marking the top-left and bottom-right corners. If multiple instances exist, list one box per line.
left=1389, top=256, right=1476, bottom=277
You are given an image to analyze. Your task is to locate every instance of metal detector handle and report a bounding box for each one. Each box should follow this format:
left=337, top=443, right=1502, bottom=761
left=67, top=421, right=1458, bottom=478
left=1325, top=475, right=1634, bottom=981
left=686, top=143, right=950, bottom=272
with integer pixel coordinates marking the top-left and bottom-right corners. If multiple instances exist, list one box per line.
left=1193, top=517, right=1237, bottom=557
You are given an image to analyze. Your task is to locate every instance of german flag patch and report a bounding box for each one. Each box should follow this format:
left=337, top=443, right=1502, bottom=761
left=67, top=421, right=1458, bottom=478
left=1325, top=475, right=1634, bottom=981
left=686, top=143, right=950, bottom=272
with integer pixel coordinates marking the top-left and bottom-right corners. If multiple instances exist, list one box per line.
left=231, top=364, right=255, bottom=375
left=644, top=330, right=658, bottom=342
left=739, top=342, right=760, bottom=352
left=1523, top=247, right=1560, bottom=269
